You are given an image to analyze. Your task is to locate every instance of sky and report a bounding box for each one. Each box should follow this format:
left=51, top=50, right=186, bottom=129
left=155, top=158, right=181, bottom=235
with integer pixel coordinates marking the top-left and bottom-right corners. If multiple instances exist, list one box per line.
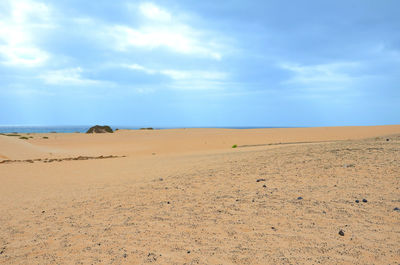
left=0, top=0, right=399, bottom=127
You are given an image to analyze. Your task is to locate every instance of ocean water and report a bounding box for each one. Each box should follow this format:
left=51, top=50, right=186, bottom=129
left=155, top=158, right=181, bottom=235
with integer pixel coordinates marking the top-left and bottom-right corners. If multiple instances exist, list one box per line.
left=0, top=125, right=282, bottom=133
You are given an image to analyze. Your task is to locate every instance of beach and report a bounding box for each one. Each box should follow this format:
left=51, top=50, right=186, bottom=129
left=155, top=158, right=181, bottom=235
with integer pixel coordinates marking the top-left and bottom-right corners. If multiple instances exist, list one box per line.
left=0, top=125, right=399, bottom=264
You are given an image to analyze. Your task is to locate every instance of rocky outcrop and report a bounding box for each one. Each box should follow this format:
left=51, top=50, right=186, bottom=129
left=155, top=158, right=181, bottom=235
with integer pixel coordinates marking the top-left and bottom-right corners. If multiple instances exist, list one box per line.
left=86, top=125, right=113, bottom=133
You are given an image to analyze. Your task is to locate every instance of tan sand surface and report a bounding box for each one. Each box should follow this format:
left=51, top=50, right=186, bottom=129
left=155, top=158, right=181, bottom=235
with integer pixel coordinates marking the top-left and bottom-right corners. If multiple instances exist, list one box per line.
left=0, top=125, right=399, bottom=264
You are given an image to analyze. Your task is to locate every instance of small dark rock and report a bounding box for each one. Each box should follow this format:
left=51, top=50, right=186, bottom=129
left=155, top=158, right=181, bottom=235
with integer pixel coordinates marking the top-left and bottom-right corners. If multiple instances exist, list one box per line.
left=86, top=125, right=113, bottom=134
left=167, top=201, right=170, bottom=204
left=187, top=250, right=191, bottom=254
left=386, top=138, right=390, bottom=141
left=362, top=199, right=368, bottom=203
left=262, top=184, right=267, bottom=188
left=338, top=230, right=345, bottom=236
left=159, top=178, right=163, bottom=181
left=256, top=178, right=266, bottom=182
left=297, top=197, right=303, bottom=200
left=123, top=253, right=127, bottom=258
left=271, top=226, right=276, bottom=231
left=355, top=200, right=359, bottom=203
left=393, top=207, right=400, bottom=212
left=42, top=210, right=45, bottom=213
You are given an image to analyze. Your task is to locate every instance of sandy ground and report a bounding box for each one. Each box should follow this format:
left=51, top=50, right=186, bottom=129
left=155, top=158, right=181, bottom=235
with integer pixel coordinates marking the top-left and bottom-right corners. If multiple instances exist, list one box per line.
left=0, top=125, right=399, bottom=264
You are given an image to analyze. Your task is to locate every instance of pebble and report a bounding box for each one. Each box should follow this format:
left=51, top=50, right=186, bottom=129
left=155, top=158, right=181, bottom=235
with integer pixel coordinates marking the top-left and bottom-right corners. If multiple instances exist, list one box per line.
left=123, top=253, right=127, bottom=258
left=338, top=230, right=345, bottom=236
left=256, top=178, right=266, bottom=182
left=187, top=250, right=191, bottom=254
left=297, top=197, right=303, bottom=200
left=394, top=207, right=400, bottom=212
left=355, top=200, right=359, bottom=203
left=263, top=184, right=267, bottom=188
left=362, top=199, right=368, bottom=203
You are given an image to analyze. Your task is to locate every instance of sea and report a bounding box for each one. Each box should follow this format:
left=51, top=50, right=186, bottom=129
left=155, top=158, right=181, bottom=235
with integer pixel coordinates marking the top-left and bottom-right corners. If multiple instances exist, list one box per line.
left=0, top=125, right=281, bottom=133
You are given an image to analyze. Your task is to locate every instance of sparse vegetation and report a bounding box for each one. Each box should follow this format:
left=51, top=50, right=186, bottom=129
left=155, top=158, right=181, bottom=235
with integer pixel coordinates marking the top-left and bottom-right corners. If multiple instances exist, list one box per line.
left=140, top=127, right=154, bottom=130
left=232, top=144, right=238, bottom=148
left=19, top=136, right=29, bottom=140
left=6, top=134, right=21, bottom=137
left=42, top=136, right=49, bottom=139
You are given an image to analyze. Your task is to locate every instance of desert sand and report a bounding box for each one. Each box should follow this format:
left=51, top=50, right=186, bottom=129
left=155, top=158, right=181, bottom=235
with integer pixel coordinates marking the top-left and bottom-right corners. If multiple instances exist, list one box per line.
left=0, top=125, right=399, bottom=264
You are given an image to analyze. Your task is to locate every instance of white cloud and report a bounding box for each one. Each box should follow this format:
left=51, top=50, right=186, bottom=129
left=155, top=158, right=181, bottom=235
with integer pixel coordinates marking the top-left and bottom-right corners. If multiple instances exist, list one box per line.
left=123, top=63, right=228, bottom=90
left=39, top=67, right=104, bottom=86
left=123, top=63, right=227, bottom=81
left=124, top=63, right=156, bottom=74
left=160, top=70, right=227, bottom=81
left=10, top=0, right=50, bottom=24
left=280, top=62, right=362, bottom=89
left=0, top=45, right=49, bottom=67
left=139, top=2, right=171, bottom=21
left=108, top=2, right=222, bottom=60
left=0, top=0, right=52, bottom=67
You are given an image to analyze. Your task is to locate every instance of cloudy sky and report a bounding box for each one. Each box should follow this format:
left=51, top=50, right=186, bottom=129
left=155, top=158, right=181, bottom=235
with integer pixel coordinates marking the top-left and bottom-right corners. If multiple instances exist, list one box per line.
left=0, top=0, right=399, bottom=127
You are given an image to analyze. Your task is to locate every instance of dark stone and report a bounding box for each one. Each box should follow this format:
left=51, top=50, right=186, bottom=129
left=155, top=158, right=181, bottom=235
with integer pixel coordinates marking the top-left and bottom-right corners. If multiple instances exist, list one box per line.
left=187, top=250, right=191, bottom=254
left=355, top=200, right=360, bottom=203
left=386, top=138, right=390, bottom=141
left=42, top=210, right=45, bottom=213
left=123, top=253, right=127, bottom=258
left=393, top=207, right=400, bottom=212
left=167, top=201, right=170, bottom=204
left=297, top=197, right=303, bottom=200
left=86, top=125, right=113, bottom=133
left=263, top=184, right=267, bottom=188
left=362, top=199, right=368, bottom=203
left=338, top=230, right=345, bottom=236
left=256, top=178, right=266, bottom=182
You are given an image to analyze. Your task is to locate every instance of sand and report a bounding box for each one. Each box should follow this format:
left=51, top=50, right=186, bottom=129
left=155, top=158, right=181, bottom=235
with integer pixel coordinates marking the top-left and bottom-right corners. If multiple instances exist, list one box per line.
left=0, top=125, right=399, bottom=264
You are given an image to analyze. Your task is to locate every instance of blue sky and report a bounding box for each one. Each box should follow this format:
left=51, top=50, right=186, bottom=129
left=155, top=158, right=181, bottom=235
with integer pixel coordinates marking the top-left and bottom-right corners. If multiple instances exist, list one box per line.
left=0, top=0, right=399, bottom=127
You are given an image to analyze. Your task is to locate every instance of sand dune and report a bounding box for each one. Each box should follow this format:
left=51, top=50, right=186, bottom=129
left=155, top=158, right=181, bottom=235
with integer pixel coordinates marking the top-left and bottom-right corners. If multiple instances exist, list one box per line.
left=2, top=125, right=400, bottom=160
left=0, top=135, right=57, bottom=160
left=0, top=126, right=399, bottom=264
